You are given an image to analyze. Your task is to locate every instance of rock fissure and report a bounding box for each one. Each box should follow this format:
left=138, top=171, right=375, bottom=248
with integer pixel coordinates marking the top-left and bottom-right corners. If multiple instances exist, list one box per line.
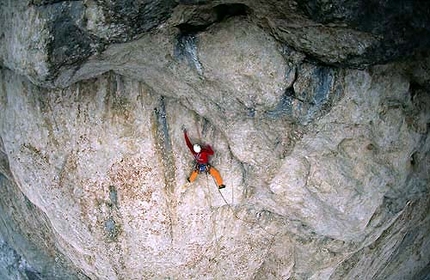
left=152, top=96, right=177, bottom=242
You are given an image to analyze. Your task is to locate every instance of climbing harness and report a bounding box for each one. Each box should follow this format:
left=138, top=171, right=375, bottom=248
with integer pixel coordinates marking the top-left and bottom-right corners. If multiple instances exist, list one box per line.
left=191, top=119, right=278, bottom=237
left=188, top=120, right=279, bottom=262
left=196, top=163, right=210, bottom=173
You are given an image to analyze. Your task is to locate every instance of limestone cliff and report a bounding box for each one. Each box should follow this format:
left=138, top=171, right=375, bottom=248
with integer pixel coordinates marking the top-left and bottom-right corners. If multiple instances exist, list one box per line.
left=0, top=1, right=429, bottom=279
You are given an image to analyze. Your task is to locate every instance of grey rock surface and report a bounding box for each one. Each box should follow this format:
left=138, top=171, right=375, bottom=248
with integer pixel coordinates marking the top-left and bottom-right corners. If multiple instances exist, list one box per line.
left=2, top=0, right=430, bottom=87
left=0, top=0, right=429, bottom=279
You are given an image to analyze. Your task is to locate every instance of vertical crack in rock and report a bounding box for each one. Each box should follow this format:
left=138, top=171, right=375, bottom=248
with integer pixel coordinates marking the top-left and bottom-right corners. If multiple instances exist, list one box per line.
left=101, top=186, right=123, bottom=244
left=104, top=185, right=121, bottom=242
left=109, top=185, right=119, bottom=209
left=0, top=137, right=13, bottom=182
left=101, top=184, right=126, bottom=276
left=104, top=216, right=121, bottom=242
left=265, top=66, right=298, bottom=120
left=305, top=66, right=338, bottom=120
left=105, top=72, right=131, bottom=120
left=174, top=32, right=204, bottom=76
left=174, top=3, right=251, bottom=76
left=152, top=96, right=177, bottom=242
left=267, top=64, right=344, bottom=126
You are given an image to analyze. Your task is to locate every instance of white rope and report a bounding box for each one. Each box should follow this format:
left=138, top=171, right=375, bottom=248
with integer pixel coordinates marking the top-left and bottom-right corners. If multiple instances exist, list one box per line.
left=207, top=176, right=278, bottom=238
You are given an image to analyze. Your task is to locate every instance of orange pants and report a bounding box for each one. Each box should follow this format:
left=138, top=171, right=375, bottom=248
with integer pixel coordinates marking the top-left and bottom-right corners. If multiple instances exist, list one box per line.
left=188, top=166, right=223, bottom=187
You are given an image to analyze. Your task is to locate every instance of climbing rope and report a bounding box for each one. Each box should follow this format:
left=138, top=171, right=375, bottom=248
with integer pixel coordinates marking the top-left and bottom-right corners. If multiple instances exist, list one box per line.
left=192, top=119, right=278, bottom=238
left=206, top=173, right=221, bottom=257
left=204, top=175, right=280, bottom=272
left=192, top=119, right=222, bottom=255
left=207, top=176, right=278, bottom=238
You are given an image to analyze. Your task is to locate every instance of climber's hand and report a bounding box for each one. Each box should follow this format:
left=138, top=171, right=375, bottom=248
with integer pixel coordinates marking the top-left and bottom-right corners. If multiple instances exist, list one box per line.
left=181, top=125, right=187, bottom=132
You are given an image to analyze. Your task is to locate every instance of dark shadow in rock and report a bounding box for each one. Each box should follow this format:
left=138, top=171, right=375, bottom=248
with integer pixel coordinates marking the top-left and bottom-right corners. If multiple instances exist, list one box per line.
left=104, top=217, right=122, bottom=242
left=296, top=0, right=430, bottom=65
left=24, top=268, right=43, bottom=280
left=214, top=3, right=251, bottom=22
left=174, top=3, right=252, bottom=75
left=109, top=185, right=119, bottom=208
left=266, top=64, right=343, bottom=126
left=174, top=33, right=204, bottom=75
left=265, top=87, right=295, bottom=119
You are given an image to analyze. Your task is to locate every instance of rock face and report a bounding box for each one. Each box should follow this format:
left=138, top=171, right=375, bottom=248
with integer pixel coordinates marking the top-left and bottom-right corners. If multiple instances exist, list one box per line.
left=1, top=1, right=429, bottom=279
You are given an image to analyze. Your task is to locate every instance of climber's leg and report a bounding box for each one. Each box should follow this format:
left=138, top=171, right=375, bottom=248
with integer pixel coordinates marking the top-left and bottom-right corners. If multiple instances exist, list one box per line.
left=208, top=166, right=224, bottom=187
left=188, top=169, right=199, bottom=183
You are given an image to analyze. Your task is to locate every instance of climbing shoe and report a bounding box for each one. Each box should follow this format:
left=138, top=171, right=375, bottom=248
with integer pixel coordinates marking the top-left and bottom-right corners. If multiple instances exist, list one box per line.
left=218, top=184, right=226, bottom=189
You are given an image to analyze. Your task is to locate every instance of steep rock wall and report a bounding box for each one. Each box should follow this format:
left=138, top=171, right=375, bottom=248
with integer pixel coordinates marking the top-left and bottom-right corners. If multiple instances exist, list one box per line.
left=1, top=1, right=430, bottom=279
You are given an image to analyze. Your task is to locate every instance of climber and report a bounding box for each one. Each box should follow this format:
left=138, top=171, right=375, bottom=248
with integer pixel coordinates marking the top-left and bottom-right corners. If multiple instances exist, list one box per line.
left=183, top=127, right=226, bottom=189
